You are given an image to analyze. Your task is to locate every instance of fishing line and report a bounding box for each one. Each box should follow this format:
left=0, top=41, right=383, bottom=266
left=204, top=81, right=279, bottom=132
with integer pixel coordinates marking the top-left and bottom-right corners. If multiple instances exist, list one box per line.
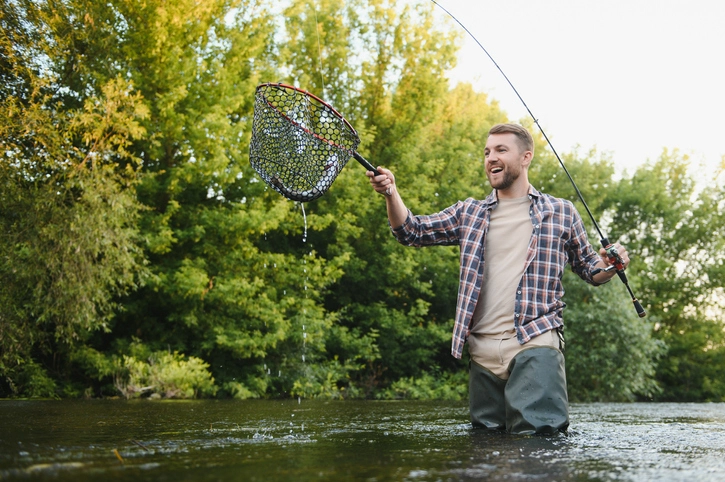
left=429, top=0, right=602, bottom=237
left=429, top=0, right=646, bottom=317
left=312, top=3, right=327, bottom=99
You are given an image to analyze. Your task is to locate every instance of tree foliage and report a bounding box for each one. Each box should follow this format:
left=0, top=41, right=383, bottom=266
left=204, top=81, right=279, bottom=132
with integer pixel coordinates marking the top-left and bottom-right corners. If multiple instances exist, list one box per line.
left=1, top=0, right=723, bottom=402
left=1, top=0, right=149, bottom=396
left=608, top=152, right=725, bottom=401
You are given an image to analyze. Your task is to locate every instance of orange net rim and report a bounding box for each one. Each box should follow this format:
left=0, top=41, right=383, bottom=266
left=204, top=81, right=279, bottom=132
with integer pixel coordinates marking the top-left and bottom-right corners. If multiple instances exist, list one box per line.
left=255, top=82, right=360, bottom=152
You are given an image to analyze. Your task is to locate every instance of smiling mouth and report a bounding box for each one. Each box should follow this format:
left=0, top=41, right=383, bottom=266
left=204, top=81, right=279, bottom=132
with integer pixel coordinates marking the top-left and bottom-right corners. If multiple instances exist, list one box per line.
left=490, top=167, right=503, bottom=174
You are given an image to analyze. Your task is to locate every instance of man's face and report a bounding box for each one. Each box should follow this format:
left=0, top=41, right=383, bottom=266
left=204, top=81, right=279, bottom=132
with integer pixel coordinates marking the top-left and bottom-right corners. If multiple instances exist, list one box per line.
left=484, top=133, right=530, bottom=191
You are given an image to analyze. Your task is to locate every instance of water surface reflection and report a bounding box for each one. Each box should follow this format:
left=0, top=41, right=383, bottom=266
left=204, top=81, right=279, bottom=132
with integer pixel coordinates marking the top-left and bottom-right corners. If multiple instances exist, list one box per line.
left=1, top=400, right=724, bottom=481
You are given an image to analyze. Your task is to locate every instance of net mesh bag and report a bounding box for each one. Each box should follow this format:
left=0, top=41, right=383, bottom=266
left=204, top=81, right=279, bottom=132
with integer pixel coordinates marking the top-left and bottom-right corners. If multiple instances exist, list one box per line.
left=249, top=83, right=361, bottom=202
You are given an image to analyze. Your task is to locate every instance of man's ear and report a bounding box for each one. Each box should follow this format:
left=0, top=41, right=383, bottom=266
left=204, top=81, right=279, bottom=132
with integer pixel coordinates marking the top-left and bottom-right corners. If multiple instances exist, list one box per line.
left=521, top=150, right=533, bottom=168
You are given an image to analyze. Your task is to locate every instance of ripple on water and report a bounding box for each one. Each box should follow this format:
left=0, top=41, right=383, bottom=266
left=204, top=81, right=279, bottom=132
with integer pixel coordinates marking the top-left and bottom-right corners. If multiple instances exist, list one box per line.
left=2, top=401, right=725, bottom=481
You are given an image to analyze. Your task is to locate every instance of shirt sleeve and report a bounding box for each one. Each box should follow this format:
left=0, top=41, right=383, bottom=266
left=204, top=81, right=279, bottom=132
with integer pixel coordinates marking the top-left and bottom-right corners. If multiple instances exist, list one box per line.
left=566, top=206, right=609, bottom=285
left=391, top=201, right=464, bottom=247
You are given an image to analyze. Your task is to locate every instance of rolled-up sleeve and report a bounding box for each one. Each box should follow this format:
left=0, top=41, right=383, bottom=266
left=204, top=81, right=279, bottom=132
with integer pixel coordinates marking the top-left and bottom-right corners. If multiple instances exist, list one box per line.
left=391, top=202, right=463, bottom=247
left=566, top=208, right=608, bottom=286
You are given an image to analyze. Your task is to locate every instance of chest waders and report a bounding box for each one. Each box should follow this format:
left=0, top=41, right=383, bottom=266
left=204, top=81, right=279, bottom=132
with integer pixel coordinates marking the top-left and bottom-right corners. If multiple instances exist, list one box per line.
left=469, top=345, right=569, bottom=435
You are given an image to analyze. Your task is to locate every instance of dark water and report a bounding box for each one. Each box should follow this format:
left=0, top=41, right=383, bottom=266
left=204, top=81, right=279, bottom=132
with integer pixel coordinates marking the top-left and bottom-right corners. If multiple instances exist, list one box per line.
left=1, top=400, right=724, bottom=481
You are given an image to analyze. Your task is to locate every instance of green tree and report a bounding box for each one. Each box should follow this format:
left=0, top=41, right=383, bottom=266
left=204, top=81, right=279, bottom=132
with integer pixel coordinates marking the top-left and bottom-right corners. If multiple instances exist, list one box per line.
left=608, top=152, right=725, bottom=401
left=1, top=0, right=149, bottom=397
left=74, top=0, right=330, bottom=399
left=281, top=0, right=481, bottom=396
left=563, top=270, right=665, bottom=402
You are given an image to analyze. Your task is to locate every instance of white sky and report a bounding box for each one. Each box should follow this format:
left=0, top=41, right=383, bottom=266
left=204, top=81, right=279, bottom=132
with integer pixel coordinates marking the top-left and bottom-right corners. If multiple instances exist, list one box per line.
left=431, top=0, right=725, bottom=183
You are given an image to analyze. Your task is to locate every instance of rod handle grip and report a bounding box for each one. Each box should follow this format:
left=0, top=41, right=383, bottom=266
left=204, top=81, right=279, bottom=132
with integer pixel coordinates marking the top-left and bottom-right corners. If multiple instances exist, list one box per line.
left=633, top=299, right=647, bottom=318
left=353, top=151, right=380, bottom=176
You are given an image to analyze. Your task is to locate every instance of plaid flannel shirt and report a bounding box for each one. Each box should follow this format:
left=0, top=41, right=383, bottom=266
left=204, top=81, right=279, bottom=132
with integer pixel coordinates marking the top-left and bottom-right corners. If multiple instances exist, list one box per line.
left=391, top=185, right=605, bottom=359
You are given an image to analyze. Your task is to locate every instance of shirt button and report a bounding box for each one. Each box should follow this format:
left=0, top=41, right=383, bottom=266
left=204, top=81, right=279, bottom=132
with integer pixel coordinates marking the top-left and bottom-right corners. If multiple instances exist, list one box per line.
left=515, top=313, right=520, bottom=317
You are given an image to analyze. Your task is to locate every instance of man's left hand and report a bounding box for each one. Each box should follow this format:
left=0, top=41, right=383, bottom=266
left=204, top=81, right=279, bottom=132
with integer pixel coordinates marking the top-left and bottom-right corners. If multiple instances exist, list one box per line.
left=598, top=242, right=630, bottom=271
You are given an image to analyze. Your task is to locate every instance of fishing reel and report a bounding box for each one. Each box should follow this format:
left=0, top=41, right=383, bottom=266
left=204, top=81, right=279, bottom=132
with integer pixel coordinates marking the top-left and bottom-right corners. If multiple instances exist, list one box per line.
left=592, top=238, right=647, bottom=318
left=592, top=243, right=625, bottom=275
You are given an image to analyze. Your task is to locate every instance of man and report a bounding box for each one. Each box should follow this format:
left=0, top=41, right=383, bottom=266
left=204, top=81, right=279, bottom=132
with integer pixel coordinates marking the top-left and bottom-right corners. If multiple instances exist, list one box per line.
left=366, top=123, right=629, bottom=435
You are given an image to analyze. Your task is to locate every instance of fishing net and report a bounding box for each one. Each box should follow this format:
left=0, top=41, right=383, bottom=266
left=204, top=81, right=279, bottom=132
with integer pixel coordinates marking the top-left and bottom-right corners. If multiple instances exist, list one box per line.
left=249, top=83, right=364, bottom=202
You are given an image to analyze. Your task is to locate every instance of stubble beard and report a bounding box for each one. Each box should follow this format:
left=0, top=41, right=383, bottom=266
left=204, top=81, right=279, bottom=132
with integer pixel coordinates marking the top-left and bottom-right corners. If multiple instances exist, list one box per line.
left=488, top=165, right=520, bottom=191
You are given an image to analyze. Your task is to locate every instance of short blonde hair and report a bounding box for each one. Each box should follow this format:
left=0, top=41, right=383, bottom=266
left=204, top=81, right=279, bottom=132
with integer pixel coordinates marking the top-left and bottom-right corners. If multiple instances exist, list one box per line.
left=488, top=123, right=534, bottom=156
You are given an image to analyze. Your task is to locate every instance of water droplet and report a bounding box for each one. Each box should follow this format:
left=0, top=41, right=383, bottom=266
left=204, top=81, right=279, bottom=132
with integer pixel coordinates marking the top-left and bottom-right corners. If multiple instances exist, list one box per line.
left=301, top=203, right=308, bottom=242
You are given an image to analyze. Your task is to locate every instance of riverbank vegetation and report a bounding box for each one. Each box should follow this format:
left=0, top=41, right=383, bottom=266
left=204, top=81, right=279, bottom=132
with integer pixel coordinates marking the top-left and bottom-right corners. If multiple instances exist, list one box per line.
left=2, top=0, right=724, bottom=402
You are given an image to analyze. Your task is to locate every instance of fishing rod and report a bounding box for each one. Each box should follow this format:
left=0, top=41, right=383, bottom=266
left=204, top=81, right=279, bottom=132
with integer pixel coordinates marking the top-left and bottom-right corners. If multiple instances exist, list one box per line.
left=430, top=0, right=646, bottom=318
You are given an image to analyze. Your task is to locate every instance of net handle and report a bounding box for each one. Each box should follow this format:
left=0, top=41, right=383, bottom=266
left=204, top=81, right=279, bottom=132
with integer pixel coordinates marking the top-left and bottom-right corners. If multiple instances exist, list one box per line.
left=257, top=83, right=380, bottom=176
left=352, top=152, right=379, bottom=175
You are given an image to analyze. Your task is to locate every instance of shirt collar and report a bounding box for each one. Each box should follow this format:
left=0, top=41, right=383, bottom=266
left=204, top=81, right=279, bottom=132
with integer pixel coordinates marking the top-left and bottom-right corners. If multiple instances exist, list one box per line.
left=483, top=184, right=541, bottom=206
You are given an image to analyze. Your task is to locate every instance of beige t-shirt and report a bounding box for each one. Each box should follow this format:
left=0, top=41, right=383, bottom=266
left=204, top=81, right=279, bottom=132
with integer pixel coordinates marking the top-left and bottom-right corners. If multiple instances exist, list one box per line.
left=470, top=195, right=532, bottom=338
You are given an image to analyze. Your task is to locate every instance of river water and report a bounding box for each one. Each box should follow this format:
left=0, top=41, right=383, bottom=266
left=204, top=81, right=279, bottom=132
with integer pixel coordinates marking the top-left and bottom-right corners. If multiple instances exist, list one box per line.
left=1, top=400, right=724, bottom=481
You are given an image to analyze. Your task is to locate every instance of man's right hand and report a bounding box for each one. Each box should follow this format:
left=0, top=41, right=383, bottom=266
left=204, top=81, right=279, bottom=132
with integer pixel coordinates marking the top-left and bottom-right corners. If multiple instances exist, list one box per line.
left=366, top=167, right=396, bottom=197
left=366, top=167, right=407, bottom=229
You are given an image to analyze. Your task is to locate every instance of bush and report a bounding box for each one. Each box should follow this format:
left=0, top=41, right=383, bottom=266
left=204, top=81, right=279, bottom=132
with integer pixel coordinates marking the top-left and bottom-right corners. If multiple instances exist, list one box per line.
left=115, top=351, right=217, bottom=399
left=377, top=370, right=468, bottom=401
